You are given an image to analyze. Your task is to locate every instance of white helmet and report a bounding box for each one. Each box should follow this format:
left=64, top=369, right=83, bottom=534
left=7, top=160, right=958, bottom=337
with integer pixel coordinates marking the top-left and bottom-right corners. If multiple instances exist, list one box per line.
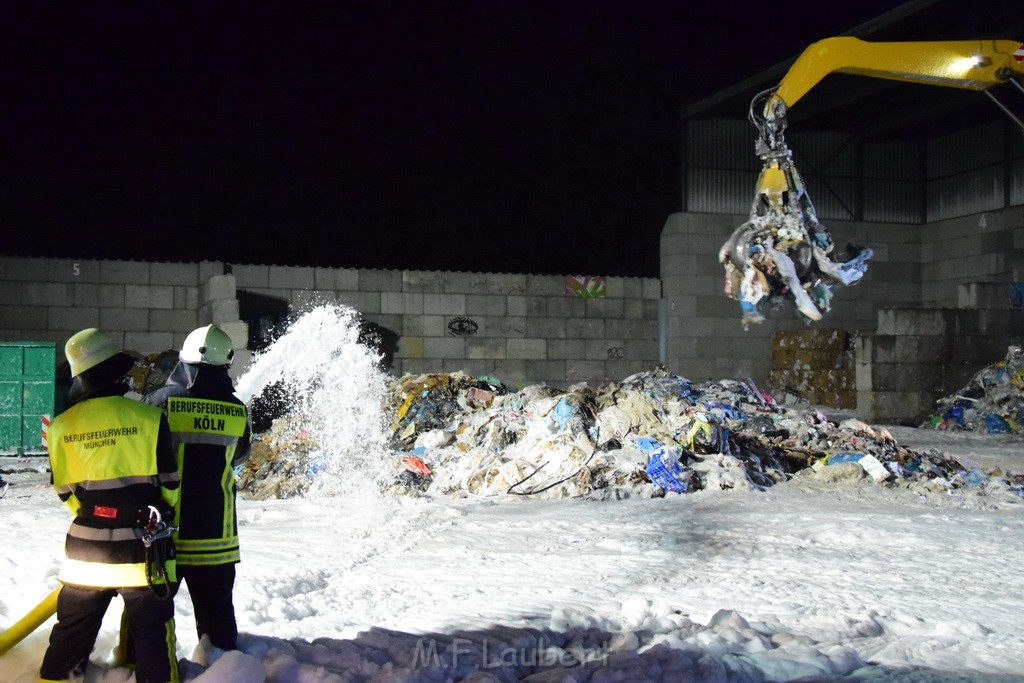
left=65, top=328, right=120, bottom=377
left=180, top=324, right=234, bottom=366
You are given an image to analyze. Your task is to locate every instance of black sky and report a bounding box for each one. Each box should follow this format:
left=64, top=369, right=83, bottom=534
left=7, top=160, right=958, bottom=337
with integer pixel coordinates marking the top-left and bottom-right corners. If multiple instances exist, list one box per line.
left=2, top=1, right=904, bottom=278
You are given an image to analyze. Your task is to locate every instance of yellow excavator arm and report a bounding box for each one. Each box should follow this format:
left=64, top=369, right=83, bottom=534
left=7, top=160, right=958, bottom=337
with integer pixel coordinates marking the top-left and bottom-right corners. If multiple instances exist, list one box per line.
left=776, top=37, right=1024, bottom=106
left=756, top=37, right=1024, bottom=156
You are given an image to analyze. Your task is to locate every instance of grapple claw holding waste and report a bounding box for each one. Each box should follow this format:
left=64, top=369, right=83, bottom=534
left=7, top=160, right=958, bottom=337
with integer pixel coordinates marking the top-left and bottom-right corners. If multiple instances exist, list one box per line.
left=717, top=34, right=1024, bottom=326
left=719, top=152, right=872, bottom=327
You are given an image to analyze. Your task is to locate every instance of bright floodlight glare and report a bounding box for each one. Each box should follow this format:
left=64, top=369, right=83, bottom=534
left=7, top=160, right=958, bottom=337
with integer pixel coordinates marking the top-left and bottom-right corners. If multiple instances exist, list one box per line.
left=953, top=54, right=991, bottom=73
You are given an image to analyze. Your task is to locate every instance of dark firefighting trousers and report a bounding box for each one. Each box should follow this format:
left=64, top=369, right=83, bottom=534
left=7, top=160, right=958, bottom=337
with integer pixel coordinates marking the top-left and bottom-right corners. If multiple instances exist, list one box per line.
left=123, top=563, right=238, bottom=668
left=177, top=564, right=238, bottom=651
left=39, top=584, right=177, bottom=683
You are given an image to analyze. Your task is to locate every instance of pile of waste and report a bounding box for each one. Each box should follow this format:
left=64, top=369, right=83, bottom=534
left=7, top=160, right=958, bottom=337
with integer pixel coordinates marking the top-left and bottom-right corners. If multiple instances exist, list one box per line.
left=924, top=346, right=1024, bottom=434
left=237, top=368, right=1019, bottom=502
left=126, top=349, right=180, bottom=396
left=236, top=420, right=321, bottom=499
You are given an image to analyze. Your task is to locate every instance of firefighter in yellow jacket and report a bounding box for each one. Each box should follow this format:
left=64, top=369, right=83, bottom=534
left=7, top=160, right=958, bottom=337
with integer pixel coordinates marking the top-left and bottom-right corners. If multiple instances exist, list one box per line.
left=40, top=328, right=180, bottom=683
left=144, top=324, right=251, bottom=652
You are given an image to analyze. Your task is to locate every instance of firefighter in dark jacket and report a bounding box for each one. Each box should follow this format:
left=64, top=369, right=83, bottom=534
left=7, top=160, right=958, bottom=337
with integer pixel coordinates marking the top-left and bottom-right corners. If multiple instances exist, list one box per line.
left=40, top=328, right=180, bottom=683
left=145, top=324, right=251, bottom=652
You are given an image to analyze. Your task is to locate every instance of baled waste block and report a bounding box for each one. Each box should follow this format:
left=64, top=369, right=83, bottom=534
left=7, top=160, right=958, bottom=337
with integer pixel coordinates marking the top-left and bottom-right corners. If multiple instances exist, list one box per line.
left=768, top=328, right=855, bottom=408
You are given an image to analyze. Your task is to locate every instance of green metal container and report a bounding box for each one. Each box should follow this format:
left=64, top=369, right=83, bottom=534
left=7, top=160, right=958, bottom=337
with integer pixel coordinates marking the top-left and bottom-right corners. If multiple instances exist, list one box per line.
left=0, top=341, right=57, bottom=455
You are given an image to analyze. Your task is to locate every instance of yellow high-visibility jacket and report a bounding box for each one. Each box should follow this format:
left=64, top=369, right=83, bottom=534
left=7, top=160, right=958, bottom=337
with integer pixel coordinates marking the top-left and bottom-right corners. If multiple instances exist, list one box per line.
left=146, top=361, right=251, bottom=567
left=48, top=396, right=180, bottom=588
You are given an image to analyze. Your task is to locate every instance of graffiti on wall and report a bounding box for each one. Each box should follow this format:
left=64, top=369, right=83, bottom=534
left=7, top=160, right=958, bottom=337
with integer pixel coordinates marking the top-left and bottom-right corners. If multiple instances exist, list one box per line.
left=565, top=276, right=606, bottom=298
left=447, top=317, right=479, bottom=336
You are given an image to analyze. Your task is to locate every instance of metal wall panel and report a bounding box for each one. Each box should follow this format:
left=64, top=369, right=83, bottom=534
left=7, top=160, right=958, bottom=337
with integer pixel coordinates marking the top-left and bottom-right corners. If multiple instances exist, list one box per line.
left=1012, top=123, right=1024, bottom=156
left=1012, top=158, right=1024, bottom=207
left=789, top=132, right=859, bottom=221
left=683, top=118, right=1020, bottom=222
left=803, top=176, right=857, bottom=221
left=789, top=131, right=858, bottom=176
left=864, top=141, right=922, bottom=180
left=685, top=120, right=757, bottom=170
left=927, top=167, right=1004, bottom=221
left=863, top=179, right=923, bottom=223
left=927, top=121, right=1003, bottom=179
left=687, top=169, right=754, bottom=214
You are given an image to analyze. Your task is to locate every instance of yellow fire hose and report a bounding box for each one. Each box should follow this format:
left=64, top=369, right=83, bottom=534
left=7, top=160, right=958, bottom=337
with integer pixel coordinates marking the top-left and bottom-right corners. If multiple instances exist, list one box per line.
left=0, top=587, right=60, bottom=656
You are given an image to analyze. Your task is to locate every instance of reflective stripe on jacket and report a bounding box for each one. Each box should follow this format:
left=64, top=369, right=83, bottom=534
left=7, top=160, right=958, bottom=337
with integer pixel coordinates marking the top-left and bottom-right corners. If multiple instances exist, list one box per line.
left=48, top=396, right=179, bottom=588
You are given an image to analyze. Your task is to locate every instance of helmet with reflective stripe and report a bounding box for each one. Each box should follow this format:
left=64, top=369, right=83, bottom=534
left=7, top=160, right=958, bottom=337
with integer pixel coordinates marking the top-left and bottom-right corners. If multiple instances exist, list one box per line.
left=180, top=324, right=234, bottom=366
left=66, top=328, right=120, bottom=378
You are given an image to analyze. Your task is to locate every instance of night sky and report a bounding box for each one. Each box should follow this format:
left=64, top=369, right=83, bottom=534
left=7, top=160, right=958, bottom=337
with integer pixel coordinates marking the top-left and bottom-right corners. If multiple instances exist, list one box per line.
left=3, top=2, right=903, bottom=278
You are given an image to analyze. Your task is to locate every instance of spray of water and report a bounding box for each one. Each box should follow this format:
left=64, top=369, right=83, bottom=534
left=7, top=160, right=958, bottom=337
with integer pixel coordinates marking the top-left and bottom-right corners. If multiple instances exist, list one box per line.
left=235, top=303, right=392, bottom=497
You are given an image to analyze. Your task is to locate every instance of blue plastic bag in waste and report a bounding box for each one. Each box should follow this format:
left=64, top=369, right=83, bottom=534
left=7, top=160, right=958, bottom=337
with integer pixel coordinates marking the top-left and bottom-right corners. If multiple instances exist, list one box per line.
left=885, top=460, right=909, bottom=478
left=826, top=452, right=864, bottom=465
left=962, top=469, right=988, bottom=488
left=943, top=406, right=964, bottom=425
left=701, top=402, right=744, bottom=420
left=634, top=437, right=662, bottom=453
left=983, top=414, right=1010, bottom=434
left=551, top=397, right=573, bottom=431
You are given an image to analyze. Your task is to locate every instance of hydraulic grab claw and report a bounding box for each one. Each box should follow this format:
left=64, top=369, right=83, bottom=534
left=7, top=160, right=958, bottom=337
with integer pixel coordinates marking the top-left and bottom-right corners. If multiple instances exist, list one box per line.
left=719, top=36, right=1024, bottom=326
left=719, top=129, right=871, bottom=328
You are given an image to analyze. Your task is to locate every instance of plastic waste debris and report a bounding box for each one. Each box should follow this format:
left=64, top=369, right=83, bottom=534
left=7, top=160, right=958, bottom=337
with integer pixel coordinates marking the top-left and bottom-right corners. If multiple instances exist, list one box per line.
left=645, top=446, right=691, bottom=493
left=239, top=367, right=1018, bottom=502
left=466, top=387, right=497, bottom=409
left=826, top=452, right=864, bottom=465
left=857, top=454, right=891, bottom=482
left=550, top=397, right=573, bottom=431
left=401, top=455, right=432, bottom=477
left=984, top=415, right=1010, bottom=434
left=960, top=469, right=988, bottom=489
left=633, top=437, right=662, bottom=453
left=925, top=347, right=1024, bottom=434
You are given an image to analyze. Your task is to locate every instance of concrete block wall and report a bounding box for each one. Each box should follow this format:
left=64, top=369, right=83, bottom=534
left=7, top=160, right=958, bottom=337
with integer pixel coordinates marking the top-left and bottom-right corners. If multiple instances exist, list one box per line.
left=197, top=273, right=251, bottom=378
left=852, top=205, right=1024, bottom=420
left=232, top=264, right=662, bottom=389
left=855, top=302, right=1014, bottom=421
left=0, top=256, right=248, bottom=369
left=660, top=212, right=921, bottom=386
left=1, top=256, right=660, bottom=390
left=920, top=206, right=1024, bottom=306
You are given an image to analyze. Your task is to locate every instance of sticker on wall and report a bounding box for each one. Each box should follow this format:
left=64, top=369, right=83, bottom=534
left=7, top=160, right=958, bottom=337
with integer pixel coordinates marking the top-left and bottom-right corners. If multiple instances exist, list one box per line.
left=447, top=317, right=479, bottom=336
left=565, top=275, right=606, bottom=298
left=1009, top=283, right=1024, bottom=309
